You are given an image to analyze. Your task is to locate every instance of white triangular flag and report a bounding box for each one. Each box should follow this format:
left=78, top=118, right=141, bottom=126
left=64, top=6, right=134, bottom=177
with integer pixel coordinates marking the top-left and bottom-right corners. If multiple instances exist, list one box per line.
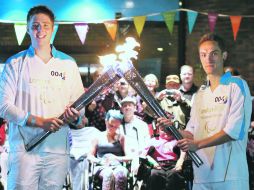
left=14, top=23, right=27, bottom=45
left=74, top=23, right=89, bottom=45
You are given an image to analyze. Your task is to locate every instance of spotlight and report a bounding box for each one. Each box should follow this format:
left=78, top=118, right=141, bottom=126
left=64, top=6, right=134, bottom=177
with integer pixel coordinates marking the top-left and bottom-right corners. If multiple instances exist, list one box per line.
left=157, top=47, right=164, bottom=52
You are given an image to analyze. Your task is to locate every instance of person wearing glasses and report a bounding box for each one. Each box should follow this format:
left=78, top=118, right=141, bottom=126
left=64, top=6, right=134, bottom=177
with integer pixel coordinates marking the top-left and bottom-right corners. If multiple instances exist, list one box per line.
left=113, top=78, right=131, bottom=110
left=119, top=96, right=150, bottom=177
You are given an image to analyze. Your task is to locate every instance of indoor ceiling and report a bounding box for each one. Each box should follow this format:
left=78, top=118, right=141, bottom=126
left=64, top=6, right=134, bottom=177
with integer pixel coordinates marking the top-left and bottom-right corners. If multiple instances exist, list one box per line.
left=0, top=0, right=180, bottom=67
left=0, top=0, right=179, bottom=22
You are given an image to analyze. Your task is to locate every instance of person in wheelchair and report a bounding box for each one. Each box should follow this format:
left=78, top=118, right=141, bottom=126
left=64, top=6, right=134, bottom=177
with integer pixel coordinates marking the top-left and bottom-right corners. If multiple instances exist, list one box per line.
left=87, top=109, right=132, bottom=190
left=140, top=125, right=186, bottom=190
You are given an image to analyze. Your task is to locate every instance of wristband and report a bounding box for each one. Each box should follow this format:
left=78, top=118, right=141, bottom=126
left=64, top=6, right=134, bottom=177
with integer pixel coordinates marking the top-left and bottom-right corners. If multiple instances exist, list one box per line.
left=22, top=112, right=31, bottom=127
left=31, top=116, right=36, bottom=126
left=71, top=116, right=82, bottom=126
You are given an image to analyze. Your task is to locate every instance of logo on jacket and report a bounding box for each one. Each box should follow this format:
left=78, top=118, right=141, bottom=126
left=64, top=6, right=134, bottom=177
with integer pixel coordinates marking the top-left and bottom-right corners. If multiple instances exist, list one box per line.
left=51, top=71, right=66, bottom=80
left=214, top=96, right=228, bottom=104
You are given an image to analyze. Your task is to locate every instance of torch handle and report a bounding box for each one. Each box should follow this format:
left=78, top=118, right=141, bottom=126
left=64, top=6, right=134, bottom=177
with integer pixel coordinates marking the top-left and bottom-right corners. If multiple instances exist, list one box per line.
left=25, top=131, right=52, bottom=151
left=166, top=122, right=203, bottom=167
left=25, top=67, right=121, bottom=151
left=119, top=65, right=203, bottom=167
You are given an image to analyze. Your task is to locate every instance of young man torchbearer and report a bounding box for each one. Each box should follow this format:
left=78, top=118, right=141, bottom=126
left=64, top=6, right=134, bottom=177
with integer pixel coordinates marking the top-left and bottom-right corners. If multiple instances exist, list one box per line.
left=0, top=5, right=84, bottom=190
left=157, top=33, right=252, bottom=190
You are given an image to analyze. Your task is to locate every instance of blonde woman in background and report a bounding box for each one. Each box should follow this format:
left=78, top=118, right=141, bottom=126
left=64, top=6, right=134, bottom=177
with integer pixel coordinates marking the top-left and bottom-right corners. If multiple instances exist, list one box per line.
left=137, top=74, right=159, bottom=136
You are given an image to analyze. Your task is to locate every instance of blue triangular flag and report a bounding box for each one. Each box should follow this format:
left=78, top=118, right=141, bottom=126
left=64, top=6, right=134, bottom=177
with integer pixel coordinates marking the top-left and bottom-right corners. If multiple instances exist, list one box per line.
left=187, top=11, right=198, bottom=34
left=50, top=24, right=59, bottom=44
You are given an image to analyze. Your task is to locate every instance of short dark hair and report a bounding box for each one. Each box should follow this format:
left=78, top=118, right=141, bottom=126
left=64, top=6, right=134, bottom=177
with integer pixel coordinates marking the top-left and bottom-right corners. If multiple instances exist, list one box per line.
left=27, top=5, right=55, bottom=23
left=105, top=110, right=123, bottom=121
left=199, top=33, right=226, bottom=52
left=0, top=118, right=5, bottom=125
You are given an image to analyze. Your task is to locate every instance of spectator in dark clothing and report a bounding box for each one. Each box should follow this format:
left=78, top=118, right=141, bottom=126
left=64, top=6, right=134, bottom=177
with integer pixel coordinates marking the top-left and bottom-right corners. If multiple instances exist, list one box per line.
left=85, top=67, right=116, bottom=131
left=179, top=65, right=198, bottom=123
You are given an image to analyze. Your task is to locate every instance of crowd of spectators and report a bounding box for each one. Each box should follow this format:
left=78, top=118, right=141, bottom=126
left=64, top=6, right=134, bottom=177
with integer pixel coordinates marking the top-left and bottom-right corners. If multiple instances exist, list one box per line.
left=1, top=61, right=253, bottom=190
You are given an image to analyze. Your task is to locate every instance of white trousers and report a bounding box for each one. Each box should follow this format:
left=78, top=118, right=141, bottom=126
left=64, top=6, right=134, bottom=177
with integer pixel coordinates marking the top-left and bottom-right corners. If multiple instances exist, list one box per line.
left=69, top=157, right=89, bottom=190
left=7, top=152, right=68, bottom=190
left=193, top=180, right=249, bottom=190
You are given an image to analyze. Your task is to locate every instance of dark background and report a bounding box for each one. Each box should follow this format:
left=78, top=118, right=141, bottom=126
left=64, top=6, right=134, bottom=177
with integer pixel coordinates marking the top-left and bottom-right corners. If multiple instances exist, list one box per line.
left=0, top=0, right=253, bottom=94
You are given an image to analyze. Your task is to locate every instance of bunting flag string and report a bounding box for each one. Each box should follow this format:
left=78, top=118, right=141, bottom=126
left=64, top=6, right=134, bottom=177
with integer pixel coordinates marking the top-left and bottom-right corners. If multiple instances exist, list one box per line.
left=2, top=8, right=254, bottom=24
left=4, top=8, right=254, bottom=45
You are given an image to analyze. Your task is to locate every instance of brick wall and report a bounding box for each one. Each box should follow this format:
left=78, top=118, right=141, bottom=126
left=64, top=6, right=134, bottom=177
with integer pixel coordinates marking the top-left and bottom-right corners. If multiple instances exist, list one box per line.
left=185, top=0, right=254, bottom=94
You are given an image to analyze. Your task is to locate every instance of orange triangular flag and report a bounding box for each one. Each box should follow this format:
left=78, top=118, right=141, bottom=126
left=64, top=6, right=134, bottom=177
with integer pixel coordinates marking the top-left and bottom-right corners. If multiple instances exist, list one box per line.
left=104, top=20, right=118, bottom=41
left=230, top=16, right=242, bottom=41
left=133, top=16, right=147, bottom=37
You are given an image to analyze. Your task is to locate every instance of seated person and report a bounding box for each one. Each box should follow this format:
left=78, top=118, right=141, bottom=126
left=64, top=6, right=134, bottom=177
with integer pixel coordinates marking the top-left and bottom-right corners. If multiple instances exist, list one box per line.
left=69, top=115, right=100, bottom=190
left=141, top=125, right=185, bottom=190
left=88, top=110, right=132, bottom=190
left=119, top=96, right=150, bottom=168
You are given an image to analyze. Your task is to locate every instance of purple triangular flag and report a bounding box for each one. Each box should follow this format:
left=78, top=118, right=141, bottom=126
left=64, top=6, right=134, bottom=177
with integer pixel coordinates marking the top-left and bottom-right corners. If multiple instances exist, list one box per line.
left=208, top=13, right=218, bottom=32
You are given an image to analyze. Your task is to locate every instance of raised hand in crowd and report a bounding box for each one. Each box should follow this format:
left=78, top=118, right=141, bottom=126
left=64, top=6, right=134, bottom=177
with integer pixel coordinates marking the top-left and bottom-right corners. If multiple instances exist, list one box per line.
left=88, top=100, right=97, bottom=112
